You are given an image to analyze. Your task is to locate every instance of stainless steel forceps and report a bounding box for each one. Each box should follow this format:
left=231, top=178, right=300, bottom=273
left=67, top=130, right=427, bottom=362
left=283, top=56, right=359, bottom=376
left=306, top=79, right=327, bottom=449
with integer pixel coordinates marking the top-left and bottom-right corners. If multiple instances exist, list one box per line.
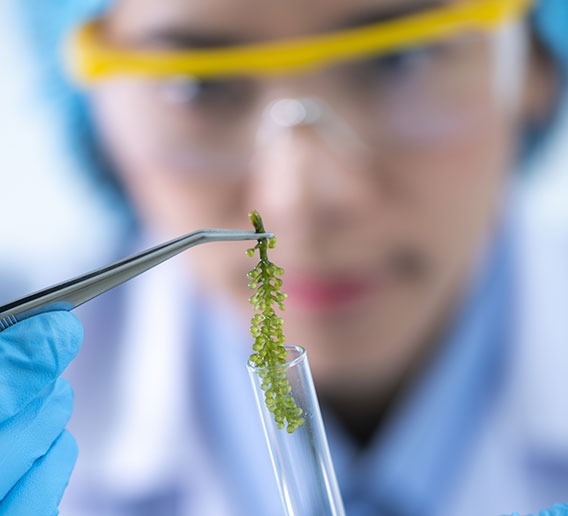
left=0, top=228, right=272, bottom=332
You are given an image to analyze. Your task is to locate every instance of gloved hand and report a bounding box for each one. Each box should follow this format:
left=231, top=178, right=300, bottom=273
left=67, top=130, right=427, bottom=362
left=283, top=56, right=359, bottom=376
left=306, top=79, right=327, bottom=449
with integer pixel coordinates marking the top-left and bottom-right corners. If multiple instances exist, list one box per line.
left=0, top=311, right=83, bottom=516
left=510, top=503, right=568, bottom=516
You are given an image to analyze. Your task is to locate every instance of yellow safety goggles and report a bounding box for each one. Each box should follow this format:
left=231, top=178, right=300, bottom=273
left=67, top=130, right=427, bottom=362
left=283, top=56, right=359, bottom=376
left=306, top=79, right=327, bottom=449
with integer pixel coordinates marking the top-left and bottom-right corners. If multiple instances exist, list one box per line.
left=68, top=0, right=533, bottom=84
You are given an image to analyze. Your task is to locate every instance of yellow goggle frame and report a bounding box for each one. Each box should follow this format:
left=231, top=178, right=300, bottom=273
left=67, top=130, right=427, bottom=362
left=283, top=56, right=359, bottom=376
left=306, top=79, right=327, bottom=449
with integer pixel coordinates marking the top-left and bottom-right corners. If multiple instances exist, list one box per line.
left=68, top=0, right=533, bottom=84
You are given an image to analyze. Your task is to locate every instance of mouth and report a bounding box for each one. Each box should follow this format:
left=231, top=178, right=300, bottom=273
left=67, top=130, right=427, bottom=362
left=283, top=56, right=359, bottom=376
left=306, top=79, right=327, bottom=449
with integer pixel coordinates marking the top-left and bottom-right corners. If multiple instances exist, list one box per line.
left=282, top=269, right=386, bottom=315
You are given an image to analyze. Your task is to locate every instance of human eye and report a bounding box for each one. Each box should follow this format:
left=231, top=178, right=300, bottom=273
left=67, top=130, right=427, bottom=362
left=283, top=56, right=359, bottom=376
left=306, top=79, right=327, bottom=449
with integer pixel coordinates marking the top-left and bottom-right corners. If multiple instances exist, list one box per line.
left=156, top=76, right=251, bottom=107
left=370, top=44, right=443, bottom=75
left=342, top=44, right=445, bottom=89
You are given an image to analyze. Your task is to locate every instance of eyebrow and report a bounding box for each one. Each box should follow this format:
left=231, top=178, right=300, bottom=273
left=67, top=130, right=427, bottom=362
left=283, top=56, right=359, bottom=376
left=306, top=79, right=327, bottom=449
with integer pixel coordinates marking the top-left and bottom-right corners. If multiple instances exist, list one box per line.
left=135, top=0, right=446, bottom=50
left=342, top=1, right=446, bottom=29
left=134, top=30, right=237, bottom=49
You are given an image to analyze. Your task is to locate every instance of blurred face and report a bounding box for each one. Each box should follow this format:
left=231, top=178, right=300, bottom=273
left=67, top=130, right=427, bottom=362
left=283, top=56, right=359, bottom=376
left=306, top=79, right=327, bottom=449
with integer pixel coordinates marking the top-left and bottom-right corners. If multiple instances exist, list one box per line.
left=90, top=0, right=535, bottom=400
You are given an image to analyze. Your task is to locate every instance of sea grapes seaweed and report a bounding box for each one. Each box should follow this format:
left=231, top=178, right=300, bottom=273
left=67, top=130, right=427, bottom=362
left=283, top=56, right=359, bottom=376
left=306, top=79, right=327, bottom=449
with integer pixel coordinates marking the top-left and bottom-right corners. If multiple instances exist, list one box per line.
left=247, top=210, right=305, bottom=433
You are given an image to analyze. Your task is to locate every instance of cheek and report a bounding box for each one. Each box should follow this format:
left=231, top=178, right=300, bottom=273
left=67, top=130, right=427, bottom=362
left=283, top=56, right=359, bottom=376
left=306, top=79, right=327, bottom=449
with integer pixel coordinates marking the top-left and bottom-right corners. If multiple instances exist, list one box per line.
left=91, top=87, right=250, bottom=234
left=432, top=118, right=513, bottom=219
left=128, top=175, right=256, bottom=306
left=91, top=87, right=257, bottom=302
left=185, top=240, right=253, bottom=305
left=133, top=178, right=243, bottom=235
left=126, top=174, right=257, bottom=304
left=401, top=111, right=516, bottom=278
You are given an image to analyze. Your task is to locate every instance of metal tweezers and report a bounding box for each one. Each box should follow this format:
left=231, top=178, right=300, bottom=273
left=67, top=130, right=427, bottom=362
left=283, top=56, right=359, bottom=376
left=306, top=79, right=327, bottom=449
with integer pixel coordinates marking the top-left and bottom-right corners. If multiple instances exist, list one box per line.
left=0, top=228, right=272, bottom=332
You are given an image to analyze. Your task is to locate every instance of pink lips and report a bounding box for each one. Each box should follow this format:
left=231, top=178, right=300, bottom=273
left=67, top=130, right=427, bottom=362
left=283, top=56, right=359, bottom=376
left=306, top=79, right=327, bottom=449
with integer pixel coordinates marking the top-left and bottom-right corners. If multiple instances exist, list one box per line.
left=283, top=273, right=380, bottom=314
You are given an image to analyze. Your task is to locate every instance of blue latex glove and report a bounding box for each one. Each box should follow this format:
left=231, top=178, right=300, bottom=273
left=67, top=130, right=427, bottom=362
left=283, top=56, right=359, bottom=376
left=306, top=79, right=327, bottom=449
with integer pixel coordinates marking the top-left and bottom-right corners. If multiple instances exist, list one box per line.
left=532, top=504, right=568, bottom=516
left=0, top=312, right=82, bottom=516
left=510, top=504, right=568, bottom=516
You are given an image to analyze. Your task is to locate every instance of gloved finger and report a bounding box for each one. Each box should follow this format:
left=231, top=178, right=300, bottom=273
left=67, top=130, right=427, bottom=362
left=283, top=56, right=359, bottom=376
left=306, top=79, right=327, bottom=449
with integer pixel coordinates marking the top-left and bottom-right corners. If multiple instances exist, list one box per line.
left=533, top=504, right=568, bottom=516
left=0, top=311, right=82, bottom=420
left=0, top=430, right=77, bottom=516
left=0, top=378, right=73, bottom=500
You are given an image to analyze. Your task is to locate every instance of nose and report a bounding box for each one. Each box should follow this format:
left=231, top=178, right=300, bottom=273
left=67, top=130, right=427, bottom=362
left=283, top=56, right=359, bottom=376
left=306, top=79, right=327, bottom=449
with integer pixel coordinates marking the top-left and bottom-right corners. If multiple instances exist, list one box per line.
left=249, top=97, right=372, bottom=231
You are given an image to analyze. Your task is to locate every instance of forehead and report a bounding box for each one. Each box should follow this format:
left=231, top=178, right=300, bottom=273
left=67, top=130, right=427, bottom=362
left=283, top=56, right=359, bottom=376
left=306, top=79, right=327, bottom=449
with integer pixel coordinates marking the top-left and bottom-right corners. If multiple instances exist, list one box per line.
left=107, top=0, right=459, bottom=43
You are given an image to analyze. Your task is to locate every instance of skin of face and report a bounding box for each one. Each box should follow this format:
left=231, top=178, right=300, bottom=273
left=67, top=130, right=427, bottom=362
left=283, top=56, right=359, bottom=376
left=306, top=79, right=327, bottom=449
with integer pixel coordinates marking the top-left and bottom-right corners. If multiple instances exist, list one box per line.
left=90, top=0, right=557, bottom=440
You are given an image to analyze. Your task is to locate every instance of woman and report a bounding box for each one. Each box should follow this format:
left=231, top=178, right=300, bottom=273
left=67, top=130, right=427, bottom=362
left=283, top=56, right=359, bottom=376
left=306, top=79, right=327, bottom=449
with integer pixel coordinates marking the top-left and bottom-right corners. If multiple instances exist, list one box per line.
left=2, top=0, right=568, bottom=514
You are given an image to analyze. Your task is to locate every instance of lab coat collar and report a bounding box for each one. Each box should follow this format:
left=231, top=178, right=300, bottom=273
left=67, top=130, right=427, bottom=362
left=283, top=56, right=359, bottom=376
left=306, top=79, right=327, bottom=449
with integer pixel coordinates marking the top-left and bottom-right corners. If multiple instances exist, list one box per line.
left=93, top=249, right=190, bottom=495
left=190, top=289, right=283, bottom=515
left=509, top=191, right=568, bottom=458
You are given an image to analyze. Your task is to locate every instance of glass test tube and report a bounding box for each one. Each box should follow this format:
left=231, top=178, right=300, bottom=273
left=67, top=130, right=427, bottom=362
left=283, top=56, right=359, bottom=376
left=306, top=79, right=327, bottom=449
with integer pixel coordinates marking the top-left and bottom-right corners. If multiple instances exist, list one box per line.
left=247, top=345, right=345, bottom=516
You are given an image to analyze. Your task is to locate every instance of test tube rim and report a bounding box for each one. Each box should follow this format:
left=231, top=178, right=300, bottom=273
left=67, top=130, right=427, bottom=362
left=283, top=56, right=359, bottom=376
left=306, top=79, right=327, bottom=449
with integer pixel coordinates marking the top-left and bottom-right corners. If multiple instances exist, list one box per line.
left=246, top=344, right=306, bottom=373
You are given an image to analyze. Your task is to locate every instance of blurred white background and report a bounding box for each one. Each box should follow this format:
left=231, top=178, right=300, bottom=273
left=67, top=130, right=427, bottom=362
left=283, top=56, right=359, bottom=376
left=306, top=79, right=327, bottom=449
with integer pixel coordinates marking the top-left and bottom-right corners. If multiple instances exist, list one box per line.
left=0, top=0, right=122, bottom=301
